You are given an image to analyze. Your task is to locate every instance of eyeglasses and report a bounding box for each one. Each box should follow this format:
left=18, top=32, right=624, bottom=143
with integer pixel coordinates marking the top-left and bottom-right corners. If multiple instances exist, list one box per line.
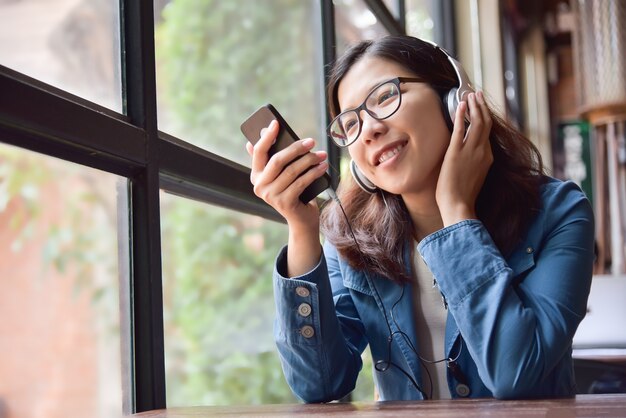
left=328, top=77, right=422, bottom=147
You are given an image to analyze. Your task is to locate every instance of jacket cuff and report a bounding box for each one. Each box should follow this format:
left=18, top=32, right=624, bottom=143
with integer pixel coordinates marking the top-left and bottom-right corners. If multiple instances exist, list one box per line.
left=273, top=245, right=326, bottom=346
left=417, top=220, right=508, bottom=306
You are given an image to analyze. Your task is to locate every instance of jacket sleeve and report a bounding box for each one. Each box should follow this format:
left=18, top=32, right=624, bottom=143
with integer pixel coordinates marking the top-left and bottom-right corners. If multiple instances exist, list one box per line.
left=417, top=181, right=595, bottom=399
left=272, top=242, right=368, bottom=402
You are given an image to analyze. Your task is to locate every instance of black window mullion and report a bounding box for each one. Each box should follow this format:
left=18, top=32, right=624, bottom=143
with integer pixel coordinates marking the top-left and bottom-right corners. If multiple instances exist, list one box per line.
left=121, top=0, right=166, bottom=413
left=320, top=0, right=340, bottom=189
left=362, top=0, right=405, bottom=35
left=434, top=0, right=456, bottom=56
left=0, top=65, right=146, bottom=176
left=158, top=133, right=283, bottom=222
left=397, top=0, right=407, bottom=32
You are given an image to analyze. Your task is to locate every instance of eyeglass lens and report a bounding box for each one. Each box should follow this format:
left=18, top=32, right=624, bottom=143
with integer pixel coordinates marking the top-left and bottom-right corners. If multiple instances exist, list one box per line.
left=329, top=80, right=401, bottom=147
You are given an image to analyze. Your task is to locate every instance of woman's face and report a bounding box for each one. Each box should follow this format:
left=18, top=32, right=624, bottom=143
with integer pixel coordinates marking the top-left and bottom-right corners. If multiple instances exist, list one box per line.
left=337, top=56, right=451, bottom=196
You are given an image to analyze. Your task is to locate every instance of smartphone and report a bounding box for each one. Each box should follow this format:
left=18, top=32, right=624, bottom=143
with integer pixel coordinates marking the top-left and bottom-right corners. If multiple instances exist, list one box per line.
left=240, top=104, right=331, bottom=204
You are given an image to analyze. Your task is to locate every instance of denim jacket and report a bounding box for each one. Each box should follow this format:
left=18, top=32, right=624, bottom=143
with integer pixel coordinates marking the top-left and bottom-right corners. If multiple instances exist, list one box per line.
left=272, top=177, right=595, bottom=402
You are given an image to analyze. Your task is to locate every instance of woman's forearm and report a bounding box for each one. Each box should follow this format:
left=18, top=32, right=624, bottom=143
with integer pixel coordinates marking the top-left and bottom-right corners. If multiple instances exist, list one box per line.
left=286, top=223, right=322, bottom=277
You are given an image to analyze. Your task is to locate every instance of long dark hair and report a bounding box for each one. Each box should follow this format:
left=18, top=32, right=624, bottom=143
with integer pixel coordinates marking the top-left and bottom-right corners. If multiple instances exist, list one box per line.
left=320, top=36, right=545, bottom=283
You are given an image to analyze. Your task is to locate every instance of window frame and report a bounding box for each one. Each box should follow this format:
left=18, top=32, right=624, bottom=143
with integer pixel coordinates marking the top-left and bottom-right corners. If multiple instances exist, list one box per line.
left=0, top=0, right=450, bottom=413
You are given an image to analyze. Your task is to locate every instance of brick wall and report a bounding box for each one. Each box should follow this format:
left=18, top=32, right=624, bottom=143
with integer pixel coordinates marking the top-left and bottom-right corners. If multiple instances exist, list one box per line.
left=0, top=175, right=116, bottom=418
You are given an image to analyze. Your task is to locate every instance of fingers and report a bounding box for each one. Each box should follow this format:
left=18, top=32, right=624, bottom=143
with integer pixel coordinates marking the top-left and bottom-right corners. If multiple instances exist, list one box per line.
left=250, top=121, right=321, bottom=179
left=449, top=100, right=468, bottom=149
left=253, top=150, right=328, bottom=210
left=476, top=91, right=493, bottom=133
left=260, top=149, right=328, bottom=197
left=246, top=119, right=328, bottom=207
left=258, top=137, right=317, bottom=185
left=250, top=120, right=279, bottom=174
left=273, top=158, right=329, bottom=205
left=250, top=119, right=313, bottom=183
left=464, top=93, right=485, bottom=146
left=451, top=91, right=492, bottom=149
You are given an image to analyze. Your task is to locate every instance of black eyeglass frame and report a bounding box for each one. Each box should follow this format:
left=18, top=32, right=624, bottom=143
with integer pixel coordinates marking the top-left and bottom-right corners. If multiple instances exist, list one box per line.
left=328, top=76, right=423, bottom=147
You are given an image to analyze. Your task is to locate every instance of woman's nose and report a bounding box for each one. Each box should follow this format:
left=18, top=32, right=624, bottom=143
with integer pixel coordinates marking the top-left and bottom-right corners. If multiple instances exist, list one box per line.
left=359, top=111, right=387, bottom=142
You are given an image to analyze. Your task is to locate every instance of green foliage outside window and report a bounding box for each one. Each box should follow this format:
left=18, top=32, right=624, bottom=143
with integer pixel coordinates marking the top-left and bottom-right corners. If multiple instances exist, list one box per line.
left=155, top=0, right=375, bottom=406
left=155, top=0, right=322, bottom=163
left=159, top=196, right=295, bottom=405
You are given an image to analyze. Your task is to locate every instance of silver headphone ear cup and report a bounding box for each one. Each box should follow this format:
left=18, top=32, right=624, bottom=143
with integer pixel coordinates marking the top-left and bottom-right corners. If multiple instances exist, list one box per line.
left=445, top=88, right=458, bottom=125
left=434, top=45, right=473, bottom=130
left=350, top=159, right=377, bottom=194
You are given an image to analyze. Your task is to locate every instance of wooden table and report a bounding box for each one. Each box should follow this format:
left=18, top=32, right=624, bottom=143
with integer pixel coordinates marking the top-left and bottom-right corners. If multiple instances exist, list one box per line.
left=130, top=394, right=626, bottom=417
left=574, top=348, right=626, bottom=363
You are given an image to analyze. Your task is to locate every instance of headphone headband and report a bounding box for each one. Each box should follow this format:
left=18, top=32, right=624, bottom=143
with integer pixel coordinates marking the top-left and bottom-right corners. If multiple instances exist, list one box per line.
left=423, top=40, right=474, bottom=122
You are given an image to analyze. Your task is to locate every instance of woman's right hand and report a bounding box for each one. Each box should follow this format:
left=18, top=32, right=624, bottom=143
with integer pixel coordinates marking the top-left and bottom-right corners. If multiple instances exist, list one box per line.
left=246, top=120, right=328, bottom=233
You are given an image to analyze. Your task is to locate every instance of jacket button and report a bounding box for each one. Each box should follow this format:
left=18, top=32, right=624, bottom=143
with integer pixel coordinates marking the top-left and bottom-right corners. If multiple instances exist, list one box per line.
left=301, top=325, right=315, bottom=338
left=298, top=303, right=312, bottom=317
left=295, top=286, right=310, bottom=297
left=526, top=247, right=534, bottom=254
left=455, top=384, right=470, bottom=397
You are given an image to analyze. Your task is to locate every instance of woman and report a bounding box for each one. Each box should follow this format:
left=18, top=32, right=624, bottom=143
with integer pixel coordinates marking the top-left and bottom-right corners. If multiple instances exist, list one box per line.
left=245, top=36, right=594, bottom=401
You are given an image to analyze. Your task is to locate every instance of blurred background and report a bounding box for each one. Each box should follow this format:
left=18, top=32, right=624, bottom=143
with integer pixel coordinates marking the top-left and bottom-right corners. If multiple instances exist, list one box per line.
left=0, top=1, right=625, bottom=417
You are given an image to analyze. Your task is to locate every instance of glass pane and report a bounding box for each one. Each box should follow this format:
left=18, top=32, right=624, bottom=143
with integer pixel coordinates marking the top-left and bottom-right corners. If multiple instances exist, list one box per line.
left=155, top=0, right=324, bottom=166
left=332, top=0, right=391, bottom=176
left=334, top=0, right=390, bottom=56
left=160, top=194, right=294, bottom=406
left=0, top=143, right=122, bottom=417
left=406, top=0, right=435, bottom=41
left=0, top=0, right=122, bottom=112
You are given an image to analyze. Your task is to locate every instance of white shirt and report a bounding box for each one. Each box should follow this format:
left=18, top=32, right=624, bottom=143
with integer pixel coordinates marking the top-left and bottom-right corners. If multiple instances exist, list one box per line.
left=412, top=253, right=450, bottom=399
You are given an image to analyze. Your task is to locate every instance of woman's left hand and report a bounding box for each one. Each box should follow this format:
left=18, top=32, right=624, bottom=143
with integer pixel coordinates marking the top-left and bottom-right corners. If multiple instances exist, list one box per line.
left=436, top=91, right=493, bottom=227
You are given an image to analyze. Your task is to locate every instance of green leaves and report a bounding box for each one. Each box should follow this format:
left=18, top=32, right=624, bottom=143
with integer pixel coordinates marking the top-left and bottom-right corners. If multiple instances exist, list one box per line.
left=156, top=0, right=322, bottom=164
left=160, top=194, right=294, bottom=405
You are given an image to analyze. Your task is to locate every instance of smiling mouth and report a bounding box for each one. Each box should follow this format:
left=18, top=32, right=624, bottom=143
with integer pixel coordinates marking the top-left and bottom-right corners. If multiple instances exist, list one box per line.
left=376, top=141, right=408, bottom=165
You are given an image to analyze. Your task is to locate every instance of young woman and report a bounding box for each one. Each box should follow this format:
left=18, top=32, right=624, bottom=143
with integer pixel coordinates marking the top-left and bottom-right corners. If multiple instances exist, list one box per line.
left=245, top=35, right=594, bottom=401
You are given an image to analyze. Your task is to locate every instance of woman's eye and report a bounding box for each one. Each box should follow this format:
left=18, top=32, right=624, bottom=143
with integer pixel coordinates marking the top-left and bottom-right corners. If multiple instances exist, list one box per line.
left=377, top=88, right=398, bottom=105
left=344, top=119, right=357, bottom=132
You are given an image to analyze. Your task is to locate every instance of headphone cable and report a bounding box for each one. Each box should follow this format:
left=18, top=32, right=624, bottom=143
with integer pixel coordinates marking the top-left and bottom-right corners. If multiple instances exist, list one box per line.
left=325, top=188, right=465, bottom=400
left=327, top=188, right=428, bottom=399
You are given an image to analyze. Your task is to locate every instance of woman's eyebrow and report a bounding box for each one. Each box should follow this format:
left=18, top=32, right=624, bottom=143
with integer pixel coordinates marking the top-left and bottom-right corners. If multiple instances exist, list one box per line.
left=341, top=77, right=394, bottom=110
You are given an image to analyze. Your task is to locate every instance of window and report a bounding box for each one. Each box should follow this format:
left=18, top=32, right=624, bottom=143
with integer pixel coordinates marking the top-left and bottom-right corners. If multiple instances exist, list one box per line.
left=406, top=0, right=436, bottom=41
left=155, top=0, right=324, bottom=166
left=334, top=0, right=391, bottom=55
left=0, top=143, right=122, bottom=418
left=160, top=195, right=291, bottom=405
left=0, top=0, right=122, bottom=111
left=0, top=0, right=445, bottom=413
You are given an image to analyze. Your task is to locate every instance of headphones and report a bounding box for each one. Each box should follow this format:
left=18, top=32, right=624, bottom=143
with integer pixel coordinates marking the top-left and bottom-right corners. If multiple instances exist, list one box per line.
left=350, top=40, right=475, bottom=194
